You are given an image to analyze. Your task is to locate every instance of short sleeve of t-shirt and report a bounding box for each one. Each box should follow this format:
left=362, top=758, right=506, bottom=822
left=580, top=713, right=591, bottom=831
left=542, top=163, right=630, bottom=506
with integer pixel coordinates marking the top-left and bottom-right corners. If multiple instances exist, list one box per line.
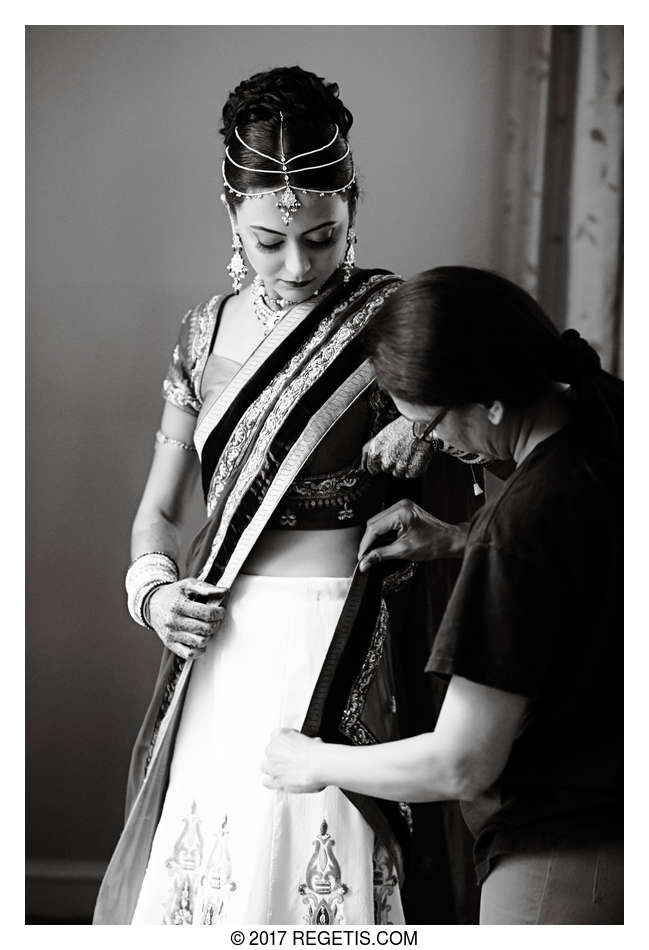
left=425, top=537, right=564, bottom=697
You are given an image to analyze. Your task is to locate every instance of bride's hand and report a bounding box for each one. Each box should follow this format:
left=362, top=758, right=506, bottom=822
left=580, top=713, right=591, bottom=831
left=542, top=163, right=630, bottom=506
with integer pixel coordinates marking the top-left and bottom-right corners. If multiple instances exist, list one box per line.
left=147, top=578, right=226, bottom=661
left=362, top=416, right=434, bottom=478
left=261, top=729, right=326, bottom=794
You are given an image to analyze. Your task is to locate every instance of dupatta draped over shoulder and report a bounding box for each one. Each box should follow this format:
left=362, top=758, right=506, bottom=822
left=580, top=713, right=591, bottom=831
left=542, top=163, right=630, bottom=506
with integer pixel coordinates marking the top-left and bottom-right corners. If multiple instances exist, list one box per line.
left=94, top=269, right=482, bottom=924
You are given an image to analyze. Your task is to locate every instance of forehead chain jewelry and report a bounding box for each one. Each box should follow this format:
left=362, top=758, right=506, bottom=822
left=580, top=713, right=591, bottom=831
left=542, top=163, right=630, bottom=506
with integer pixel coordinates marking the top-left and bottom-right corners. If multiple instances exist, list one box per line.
left=223, top=112, right=356, bottom=225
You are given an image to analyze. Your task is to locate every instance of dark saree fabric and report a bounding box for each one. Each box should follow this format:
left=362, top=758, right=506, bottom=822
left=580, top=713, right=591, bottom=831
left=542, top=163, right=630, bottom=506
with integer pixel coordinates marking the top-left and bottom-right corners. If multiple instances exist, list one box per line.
left=93, top=269, right=480, bottom=924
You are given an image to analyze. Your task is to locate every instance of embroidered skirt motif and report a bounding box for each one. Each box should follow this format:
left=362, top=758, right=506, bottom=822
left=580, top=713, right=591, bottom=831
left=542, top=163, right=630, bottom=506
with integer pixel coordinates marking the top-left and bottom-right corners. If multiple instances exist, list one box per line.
left=131, top=574, right=404, bottom=925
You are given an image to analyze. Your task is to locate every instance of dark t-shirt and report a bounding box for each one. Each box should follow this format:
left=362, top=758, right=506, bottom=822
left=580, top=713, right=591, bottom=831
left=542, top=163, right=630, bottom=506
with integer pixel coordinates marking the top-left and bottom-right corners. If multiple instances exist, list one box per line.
left=425, top=425, right=622, bottom=883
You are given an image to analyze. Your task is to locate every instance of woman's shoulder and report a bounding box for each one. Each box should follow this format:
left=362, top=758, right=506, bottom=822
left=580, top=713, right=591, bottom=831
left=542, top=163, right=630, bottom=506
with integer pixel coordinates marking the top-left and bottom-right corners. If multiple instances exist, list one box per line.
left=163, top=293, right=228, bottom=413
left=470, top=434, right=607, bottom=558
left=173, top=292, right=233, bottom=363
left=176, top=292, right=224, bottom=335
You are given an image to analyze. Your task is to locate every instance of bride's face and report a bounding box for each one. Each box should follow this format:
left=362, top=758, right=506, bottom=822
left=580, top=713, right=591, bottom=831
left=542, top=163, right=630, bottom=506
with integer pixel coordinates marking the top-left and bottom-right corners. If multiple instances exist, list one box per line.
left=234, top=193, right=350, bottom=303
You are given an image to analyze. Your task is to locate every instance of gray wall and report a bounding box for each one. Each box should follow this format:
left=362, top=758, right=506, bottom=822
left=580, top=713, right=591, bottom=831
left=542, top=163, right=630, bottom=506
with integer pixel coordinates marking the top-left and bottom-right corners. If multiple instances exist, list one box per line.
left=26, top=24, right=507, bottom=910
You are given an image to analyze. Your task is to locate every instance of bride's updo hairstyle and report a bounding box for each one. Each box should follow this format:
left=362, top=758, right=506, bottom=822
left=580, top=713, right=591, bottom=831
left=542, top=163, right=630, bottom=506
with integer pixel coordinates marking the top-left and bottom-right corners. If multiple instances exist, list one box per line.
left=220, top=65, right=358, bottom=217
left=367, top=266, right=622, bottom=454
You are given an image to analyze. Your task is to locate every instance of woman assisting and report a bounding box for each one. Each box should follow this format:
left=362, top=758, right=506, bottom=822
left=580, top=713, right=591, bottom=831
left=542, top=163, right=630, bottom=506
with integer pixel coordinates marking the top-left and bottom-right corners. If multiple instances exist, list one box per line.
left=263, top=267, right=623, bottom=924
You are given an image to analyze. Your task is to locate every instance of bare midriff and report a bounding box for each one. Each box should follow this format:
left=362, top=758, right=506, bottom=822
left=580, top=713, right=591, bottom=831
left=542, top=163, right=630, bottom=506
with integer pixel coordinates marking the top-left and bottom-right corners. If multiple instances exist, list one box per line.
left=240, top=525, right=363, bottom=577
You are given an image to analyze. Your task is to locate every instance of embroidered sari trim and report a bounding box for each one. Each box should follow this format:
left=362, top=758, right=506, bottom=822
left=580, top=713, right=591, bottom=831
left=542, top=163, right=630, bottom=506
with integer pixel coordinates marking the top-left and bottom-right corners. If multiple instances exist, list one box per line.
left=340, top=599, right=389, bottom=746
left=200, top=284, right=399, bottom=584
left=193, top=294, right=321, bottom=458
left=202, top=364, right=376, bottom=586
left=339, top=565, right=414, bottom=745
left=197, top=273, right=394, bottom=499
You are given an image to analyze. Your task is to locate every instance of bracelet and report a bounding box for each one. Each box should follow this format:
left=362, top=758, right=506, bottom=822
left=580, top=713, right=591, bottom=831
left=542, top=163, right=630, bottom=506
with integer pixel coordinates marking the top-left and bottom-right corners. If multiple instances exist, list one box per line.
left=140, top=579, right=173, bottom=629
left=155, top=430, right=195, bottom=452
left=129, top=551, right=179, bottom=567
left=125, top=552, right=179, bottom=627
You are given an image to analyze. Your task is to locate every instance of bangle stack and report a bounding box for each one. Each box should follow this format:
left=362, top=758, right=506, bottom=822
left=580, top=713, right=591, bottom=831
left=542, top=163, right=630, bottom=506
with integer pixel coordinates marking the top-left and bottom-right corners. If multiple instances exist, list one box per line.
left=125, top=552, right=179, bottom=627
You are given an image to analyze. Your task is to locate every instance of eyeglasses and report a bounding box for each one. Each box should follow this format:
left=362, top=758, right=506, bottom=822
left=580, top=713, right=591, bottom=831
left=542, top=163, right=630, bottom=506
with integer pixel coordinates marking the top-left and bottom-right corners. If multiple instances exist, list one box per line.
left=411, top=408, right=449, bottom=443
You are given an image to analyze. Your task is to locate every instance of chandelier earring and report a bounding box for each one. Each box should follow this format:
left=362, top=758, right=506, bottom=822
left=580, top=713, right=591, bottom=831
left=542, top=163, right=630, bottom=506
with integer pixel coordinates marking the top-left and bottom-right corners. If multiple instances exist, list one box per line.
left=227, top=230, right=248, bottom=293
left=342, top=227, right=357, bottom=283
left=221, top=192, right=248, bottom=294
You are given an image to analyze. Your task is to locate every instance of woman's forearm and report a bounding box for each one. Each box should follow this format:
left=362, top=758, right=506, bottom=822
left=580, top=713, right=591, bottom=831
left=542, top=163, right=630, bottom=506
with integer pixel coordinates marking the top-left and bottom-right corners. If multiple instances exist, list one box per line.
left=131, top=512, right=183, bottom=561
left=263, top=678, right=526, bottom=800
left=129, top=433, right=199, bottom=561
left=264, top=679, right=526, bottom=801
left=315, top=733, right=473, bottom=803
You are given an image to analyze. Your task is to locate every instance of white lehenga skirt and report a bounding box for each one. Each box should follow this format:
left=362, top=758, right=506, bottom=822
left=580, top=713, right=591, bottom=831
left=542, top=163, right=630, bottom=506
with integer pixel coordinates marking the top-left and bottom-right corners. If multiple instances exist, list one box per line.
left=131, top=574, right=404, bottom=926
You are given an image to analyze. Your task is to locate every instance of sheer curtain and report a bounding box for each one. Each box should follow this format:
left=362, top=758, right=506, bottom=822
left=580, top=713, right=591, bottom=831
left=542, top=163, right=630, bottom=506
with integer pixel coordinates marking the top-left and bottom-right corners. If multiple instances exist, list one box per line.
left=501, top=26, right=623, bottom=374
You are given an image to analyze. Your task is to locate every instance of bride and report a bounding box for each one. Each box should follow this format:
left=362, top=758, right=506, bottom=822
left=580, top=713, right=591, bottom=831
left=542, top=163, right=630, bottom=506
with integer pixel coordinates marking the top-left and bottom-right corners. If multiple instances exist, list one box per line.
left=93, top=65, right=478, bottom=926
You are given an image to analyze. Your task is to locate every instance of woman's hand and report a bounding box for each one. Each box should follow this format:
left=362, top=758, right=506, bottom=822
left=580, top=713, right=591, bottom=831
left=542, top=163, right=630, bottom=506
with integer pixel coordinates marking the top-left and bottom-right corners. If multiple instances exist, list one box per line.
left=147, top=578, right=226, bottom=660
left=358, top=499, right=468, bottom=572
left=261, top=729, right=326, bottom=794
left=362, top=416, right=434, bottom=478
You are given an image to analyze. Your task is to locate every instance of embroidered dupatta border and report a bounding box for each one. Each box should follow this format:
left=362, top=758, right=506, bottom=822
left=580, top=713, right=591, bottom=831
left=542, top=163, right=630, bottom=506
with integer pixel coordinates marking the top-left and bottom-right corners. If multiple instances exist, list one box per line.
left=211, top=362, right=377, bottom=587
left=191, top=275, right=401, bottom=585
left=193, top=293, right=322, bottom=460
left=203, top=299, right=350, bottom=516
left=202, top=339, right=386, bottom=582
left=197, top=271, right=395, bottom=499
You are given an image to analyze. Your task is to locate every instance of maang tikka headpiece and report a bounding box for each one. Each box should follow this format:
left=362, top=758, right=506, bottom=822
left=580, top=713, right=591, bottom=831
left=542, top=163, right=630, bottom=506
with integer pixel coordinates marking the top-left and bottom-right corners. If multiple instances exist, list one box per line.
left=223, top=112, right=356, bottom=226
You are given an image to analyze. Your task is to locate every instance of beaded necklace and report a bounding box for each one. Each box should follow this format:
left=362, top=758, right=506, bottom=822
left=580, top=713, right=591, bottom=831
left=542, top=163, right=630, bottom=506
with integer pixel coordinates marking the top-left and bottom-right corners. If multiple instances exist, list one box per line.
left=251, top=275, right=319, bottom=335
